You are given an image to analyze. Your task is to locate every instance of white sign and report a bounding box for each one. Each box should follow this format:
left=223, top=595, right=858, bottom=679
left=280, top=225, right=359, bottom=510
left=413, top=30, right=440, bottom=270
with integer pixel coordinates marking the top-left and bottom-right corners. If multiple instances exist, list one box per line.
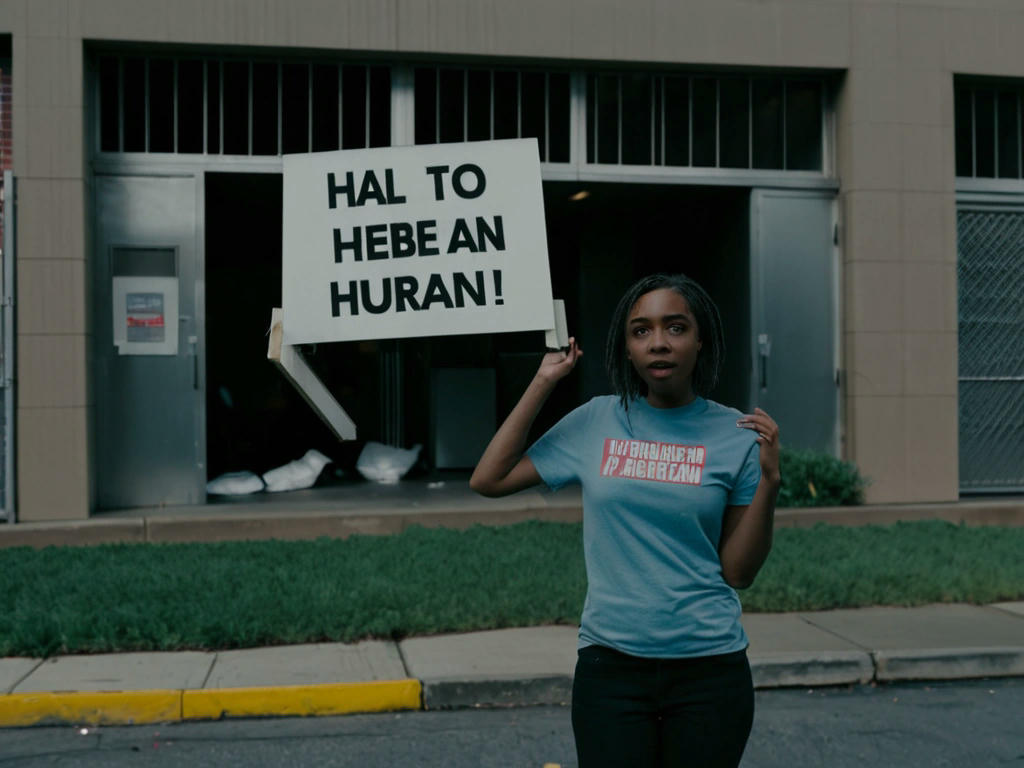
left=282, top=139, right=555, bottom=345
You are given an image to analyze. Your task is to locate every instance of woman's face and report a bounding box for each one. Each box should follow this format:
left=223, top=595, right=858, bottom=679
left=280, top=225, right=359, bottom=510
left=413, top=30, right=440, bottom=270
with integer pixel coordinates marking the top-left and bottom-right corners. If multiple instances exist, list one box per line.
left=625, top=287, right=702, bottom=408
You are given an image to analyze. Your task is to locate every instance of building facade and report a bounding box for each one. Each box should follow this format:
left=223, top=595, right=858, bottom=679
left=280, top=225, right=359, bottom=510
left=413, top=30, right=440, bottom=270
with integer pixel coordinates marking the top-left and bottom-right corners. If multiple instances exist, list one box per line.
left=1, top=0, right=1022, bottom=521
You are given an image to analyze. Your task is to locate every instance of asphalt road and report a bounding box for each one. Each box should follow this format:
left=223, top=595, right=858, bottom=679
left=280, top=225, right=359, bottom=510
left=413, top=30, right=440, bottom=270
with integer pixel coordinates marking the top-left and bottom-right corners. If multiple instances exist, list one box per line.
left=1, top=679, right=1022, bottom=767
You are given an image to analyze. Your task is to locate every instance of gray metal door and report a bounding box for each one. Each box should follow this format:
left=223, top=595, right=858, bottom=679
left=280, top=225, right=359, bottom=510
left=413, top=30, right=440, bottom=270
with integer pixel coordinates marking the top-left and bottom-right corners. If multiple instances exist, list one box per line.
left=957, top=204, right=1024, bottom=492
left=749, top=189, right=839, bottom=454
left=95, top=175, right=204, bottom=509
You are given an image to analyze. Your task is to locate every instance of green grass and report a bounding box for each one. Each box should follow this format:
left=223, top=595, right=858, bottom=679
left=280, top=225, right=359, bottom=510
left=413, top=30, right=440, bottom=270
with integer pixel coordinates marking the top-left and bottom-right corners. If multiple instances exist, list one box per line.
left=2, top=520, right=1023, bottom=657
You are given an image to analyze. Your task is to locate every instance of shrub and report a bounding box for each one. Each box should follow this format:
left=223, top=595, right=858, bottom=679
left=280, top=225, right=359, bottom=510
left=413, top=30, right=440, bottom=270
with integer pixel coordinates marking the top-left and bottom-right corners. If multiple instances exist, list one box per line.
left=777, top=447, right=867, bottom=507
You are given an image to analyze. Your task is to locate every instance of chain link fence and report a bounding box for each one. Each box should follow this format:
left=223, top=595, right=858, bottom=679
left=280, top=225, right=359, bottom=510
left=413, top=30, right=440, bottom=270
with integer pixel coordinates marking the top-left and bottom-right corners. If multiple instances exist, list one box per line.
left=957, top=208, right=1024, bottom=492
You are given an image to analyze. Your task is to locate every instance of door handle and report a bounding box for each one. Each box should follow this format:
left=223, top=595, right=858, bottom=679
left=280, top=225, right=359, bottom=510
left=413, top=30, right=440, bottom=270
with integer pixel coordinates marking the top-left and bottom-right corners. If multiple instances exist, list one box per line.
left=758, top=334, right=771, bottom=390
left=188, top=335, right=199, bottom=390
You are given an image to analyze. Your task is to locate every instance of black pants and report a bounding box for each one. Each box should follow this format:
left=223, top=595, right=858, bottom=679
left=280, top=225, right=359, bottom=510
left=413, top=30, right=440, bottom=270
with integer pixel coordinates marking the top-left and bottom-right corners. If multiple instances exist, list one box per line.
left=571, top=645, right=754, bottom=768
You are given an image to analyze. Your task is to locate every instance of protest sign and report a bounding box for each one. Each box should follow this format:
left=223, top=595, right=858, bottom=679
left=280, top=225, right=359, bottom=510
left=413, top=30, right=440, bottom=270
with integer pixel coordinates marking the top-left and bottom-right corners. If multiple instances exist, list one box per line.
left=282, top=139, right=555, bottom=345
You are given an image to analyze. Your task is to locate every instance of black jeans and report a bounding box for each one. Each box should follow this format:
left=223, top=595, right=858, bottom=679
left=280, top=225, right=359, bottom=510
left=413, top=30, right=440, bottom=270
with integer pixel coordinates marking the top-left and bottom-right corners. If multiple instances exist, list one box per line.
left=571, top=645, right=754, bottom=768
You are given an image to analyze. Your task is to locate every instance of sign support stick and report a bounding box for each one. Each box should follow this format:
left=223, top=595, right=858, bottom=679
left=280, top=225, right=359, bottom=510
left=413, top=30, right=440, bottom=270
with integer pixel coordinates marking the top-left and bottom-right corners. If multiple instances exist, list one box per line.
left=544, top=299, right=569, bottom=351
left=267, top=308, right=357, bottom=441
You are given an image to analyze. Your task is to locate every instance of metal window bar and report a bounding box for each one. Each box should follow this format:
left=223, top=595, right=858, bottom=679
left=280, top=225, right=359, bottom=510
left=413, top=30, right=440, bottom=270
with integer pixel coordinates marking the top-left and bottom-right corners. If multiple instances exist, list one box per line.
left=994, top=90, right=999, bottom=176
left=247, top=61, right=253, bottom=155
left=335, top=64, right=341, bottom=151
left=971, top=89, right=977, bottom=178
left=748, top=78, right=754, bottom=171
left=818, top=80, right=825, bottom=175
left=714, top=78, right=720, bottom=168
left=517, top=71, right=523, bottom=137
left=172, top=59, right=178, bottom=153
left=489, top=69, right=495, bottom=139
left=218, top=60, right=224, bottom=156
left=463, top=68, right=468, bottom=142
left=365, top=66, right=371, bottom=148
left=305, top=63, right=313, bottom=151
left=277, top=62, right=283, bottom=156
left=617, top=75, right=622, bottom=164
left=688, top=76, right=693, bottom=168
left=202, top=59, right=208, bottom=154
left=117, top=57, right=124, bottom=152
left=660, top=76, right=666, bottom=166
left=144, top=58, right=150, bottom=152
left=342, top=64, right=350, bottom=151
left=781, top=78, right=787, bottom=170
left=649, top=76, right=655, bottom=166
left=545, top=72, right=550, bottom=162
left=436, top=65, right=447, bottom=140
left=1011, top=91, right=1019, bottom=180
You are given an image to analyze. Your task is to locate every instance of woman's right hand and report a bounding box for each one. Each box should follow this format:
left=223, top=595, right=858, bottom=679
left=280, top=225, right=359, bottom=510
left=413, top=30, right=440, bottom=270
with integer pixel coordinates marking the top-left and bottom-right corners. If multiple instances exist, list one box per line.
left=536, top=337, right=583, bottom=384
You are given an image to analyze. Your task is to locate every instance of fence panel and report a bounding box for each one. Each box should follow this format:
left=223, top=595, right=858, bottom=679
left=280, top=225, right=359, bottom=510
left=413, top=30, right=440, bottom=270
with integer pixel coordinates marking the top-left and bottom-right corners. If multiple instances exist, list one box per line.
left=957, top=207, right=1024, bottom=491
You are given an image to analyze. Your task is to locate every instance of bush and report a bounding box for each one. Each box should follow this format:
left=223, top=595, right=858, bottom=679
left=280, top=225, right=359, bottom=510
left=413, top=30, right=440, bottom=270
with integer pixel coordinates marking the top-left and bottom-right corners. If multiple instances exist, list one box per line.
left=777, top=447, right=867, bottom=507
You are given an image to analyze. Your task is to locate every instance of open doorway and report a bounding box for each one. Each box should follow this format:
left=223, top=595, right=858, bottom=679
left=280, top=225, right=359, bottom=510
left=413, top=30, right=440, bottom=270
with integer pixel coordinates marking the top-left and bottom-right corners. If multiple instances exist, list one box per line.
left=204, top=172, right=369, bottom=484
left=541, top=182, right=752, bottom=412
left=203, top=174, right=752, bottom=489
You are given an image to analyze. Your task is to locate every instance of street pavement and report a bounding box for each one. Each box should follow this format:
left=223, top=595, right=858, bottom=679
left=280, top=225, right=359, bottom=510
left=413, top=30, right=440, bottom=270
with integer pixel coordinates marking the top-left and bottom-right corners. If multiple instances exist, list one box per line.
left=1, top=602, right=1022, bottom=728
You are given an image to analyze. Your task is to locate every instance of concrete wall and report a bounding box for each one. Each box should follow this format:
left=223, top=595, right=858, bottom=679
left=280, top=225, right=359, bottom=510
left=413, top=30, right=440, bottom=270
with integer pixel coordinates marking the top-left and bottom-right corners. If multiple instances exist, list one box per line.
left=2, top=0, right=1024, bottom=517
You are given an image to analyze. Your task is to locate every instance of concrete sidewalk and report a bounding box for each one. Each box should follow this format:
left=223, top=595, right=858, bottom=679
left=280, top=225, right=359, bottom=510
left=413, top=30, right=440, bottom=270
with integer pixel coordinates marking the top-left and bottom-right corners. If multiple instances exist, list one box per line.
left=2, top=602, right=1022, bottom=727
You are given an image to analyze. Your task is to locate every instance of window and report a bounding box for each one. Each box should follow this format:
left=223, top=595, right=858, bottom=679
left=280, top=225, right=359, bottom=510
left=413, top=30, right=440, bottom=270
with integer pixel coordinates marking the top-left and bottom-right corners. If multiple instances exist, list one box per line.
left=96, top=54, right=391, bottom=155
left=585, top=73, right=825, bottom=172
left=412, top=66, right=571, bottom=163
left=955, top=81, right=1024, bottom=180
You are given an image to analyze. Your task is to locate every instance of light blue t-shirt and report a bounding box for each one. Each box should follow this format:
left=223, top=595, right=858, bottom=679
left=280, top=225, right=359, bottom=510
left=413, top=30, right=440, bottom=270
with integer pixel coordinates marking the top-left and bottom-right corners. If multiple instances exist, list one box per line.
left=527, top=395, right=761, bottom=658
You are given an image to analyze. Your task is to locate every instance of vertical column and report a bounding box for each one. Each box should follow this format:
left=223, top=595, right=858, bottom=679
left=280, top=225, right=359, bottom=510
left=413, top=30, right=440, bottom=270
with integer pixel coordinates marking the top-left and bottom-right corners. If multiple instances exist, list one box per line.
left=13, top=19, right=91, bottom=520
left=838, top=4, right=958, bottom=503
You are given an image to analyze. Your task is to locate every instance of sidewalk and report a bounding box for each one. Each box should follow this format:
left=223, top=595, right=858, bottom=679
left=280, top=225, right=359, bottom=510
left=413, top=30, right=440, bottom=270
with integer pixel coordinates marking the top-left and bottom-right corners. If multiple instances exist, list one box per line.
left=2, top=602, right=1023, bottom=727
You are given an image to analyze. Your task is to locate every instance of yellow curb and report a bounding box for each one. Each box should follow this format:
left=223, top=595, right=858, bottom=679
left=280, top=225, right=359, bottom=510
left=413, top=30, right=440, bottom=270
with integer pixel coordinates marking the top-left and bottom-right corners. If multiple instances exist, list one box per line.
left=182, top=679, right=423, bottom=720
left=0, top=690, right=181, bottom=727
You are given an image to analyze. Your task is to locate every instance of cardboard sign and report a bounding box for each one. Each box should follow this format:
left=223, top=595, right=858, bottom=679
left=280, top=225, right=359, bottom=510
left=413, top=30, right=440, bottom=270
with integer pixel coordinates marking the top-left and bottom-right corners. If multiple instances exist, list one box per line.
left=282, top=139, right=555, bottom=345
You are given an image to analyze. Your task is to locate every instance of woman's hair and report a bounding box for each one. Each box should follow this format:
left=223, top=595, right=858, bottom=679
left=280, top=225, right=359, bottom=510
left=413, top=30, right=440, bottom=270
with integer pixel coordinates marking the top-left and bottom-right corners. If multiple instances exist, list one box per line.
left=604, top=273, right=725, bottom=409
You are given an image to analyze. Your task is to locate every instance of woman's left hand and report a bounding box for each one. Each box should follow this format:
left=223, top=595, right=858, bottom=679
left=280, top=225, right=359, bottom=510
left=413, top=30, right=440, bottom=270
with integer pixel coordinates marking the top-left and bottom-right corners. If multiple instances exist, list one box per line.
left=737, top=407, right=781, bottom=485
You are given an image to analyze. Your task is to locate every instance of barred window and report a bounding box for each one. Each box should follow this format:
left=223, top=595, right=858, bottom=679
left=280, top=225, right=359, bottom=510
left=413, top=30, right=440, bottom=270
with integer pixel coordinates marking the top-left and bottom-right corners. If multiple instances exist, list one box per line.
left=412, top=66, right=571, bottom=163
left=97, top=55, right=391, bottom=155
left=585, top=73, right=824, bottom=171
left=955, top=82, right=1024, bottom=179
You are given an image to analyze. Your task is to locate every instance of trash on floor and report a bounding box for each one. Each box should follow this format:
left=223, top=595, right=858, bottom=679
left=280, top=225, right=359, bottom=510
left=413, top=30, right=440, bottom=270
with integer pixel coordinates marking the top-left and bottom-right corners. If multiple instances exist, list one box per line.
left=355, top=441, right=422, bottom=484
left=262, top=449, right=332, bottom=492
left=205, top=470, right=266, bottom=495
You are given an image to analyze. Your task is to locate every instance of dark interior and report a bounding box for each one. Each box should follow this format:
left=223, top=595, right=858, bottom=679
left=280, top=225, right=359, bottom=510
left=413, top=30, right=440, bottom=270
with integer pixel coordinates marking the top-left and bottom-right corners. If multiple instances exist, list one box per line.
left=204, top=174, right=751, bottom=485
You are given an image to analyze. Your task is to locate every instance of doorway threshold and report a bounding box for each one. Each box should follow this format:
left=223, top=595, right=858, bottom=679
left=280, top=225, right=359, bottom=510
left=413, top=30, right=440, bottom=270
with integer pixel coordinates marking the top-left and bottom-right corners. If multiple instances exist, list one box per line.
left=80, top=480, right=584, bottom=545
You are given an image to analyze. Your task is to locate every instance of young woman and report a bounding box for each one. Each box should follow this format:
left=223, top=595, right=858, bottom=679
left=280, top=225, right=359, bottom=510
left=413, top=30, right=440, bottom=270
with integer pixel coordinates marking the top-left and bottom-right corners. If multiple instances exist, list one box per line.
left=470, top=273, right=780, bottom=768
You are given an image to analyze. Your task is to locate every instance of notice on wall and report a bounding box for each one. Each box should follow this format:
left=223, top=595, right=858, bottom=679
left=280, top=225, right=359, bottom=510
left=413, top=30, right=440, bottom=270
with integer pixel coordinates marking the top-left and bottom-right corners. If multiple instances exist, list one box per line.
left=112, top=276, right=178, bottom=356
left=282, top=139, right=555, bottom=345
left=125, top=293, right=166, bottom=343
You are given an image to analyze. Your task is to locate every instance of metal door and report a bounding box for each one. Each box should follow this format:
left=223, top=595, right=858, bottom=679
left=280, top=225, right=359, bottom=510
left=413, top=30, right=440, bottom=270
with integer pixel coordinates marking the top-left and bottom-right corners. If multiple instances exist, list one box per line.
left=749, top=189, right=839, bottom=454
left=95, top=175, right=204, bottom=508
left=957, top=203, right=1024, bottom=492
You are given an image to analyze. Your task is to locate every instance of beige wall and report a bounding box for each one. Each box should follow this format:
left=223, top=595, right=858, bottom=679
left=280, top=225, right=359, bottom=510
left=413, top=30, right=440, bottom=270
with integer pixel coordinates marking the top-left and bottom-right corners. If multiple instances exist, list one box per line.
left=0, top=1, right=91, bottom=520
left=2, top=0, right=1024, bottom=517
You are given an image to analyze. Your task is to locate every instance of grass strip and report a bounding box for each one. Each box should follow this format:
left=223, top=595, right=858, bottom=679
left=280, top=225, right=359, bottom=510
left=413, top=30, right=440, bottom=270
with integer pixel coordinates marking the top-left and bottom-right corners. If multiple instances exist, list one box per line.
left=2, top=520, right=1022, bottom=657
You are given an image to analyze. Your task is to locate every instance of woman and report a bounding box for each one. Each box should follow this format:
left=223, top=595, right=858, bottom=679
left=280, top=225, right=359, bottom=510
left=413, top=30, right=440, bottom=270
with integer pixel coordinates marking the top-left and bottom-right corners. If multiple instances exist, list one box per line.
left=470, top=273, right=780, bottom=768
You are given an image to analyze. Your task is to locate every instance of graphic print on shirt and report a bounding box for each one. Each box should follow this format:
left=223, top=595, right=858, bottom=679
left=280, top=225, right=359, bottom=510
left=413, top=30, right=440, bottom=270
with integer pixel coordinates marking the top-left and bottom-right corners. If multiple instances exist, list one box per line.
left=599, top=438, right=706, bottom=485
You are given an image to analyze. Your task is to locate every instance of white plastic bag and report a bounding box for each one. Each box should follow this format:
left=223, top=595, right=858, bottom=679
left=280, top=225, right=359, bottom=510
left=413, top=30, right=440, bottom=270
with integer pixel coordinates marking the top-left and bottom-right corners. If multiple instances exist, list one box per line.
left=206, top=470, right=265, bottom=496
left=355, top=442, right=422, bottom=484
left=262, top=449, right=332, bottom=493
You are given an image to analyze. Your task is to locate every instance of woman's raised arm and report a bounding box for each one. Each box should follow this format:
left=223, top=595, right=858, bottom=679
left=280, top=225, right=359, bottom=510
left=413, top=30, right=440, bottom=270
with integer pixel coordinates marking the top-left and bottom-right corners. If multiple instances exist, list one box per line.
left=718, top=408, right=781, bottom=589
left=469, top=338, right=582, bottom=497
